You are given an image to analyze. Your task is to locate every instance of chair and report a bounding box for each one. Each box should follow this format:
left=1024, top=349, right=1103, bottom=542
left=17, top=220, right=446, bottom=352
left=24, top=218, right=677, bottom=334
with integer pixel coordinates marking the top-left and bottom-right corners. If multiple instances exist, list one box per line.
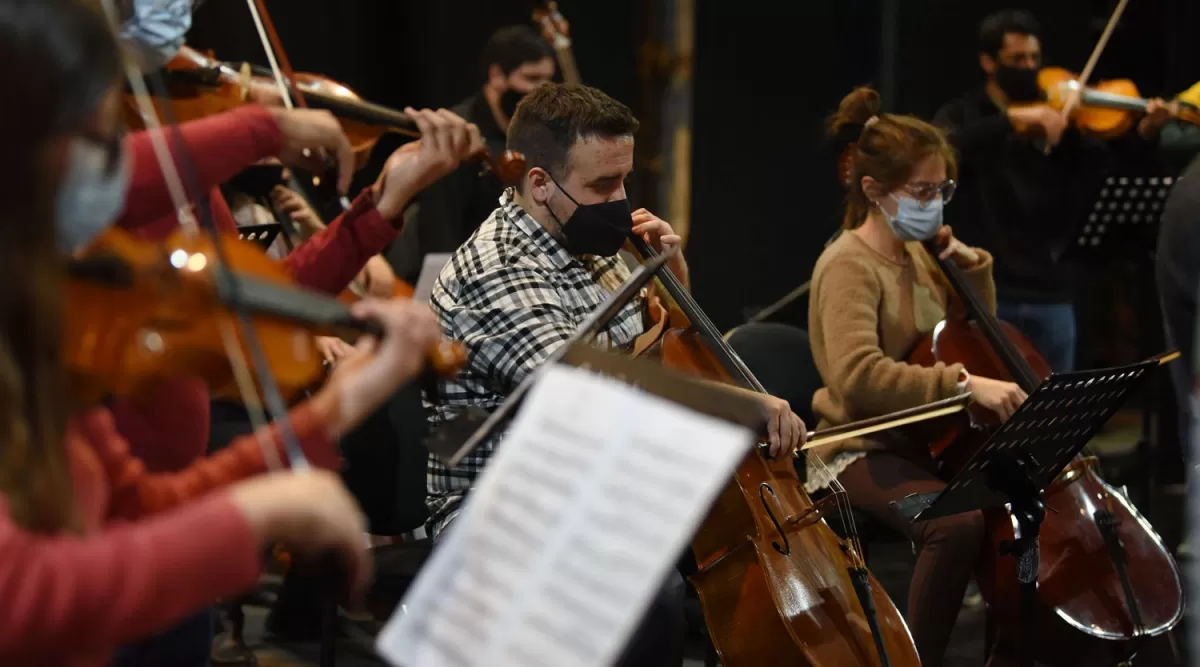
left=317, top=382, right=435, bottom=667
left=724, top=322, right=820, bottom=428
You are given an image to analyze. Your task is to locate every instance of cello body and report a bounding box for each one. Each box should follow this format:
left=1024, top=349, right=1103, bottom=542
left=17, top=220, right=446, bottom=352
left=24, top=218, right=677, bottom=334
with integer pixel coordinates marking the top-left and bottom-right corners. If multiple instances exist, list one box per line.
left=910, top=302, right=1184, bottom=665
left=662, top=328, right=920, bottom=666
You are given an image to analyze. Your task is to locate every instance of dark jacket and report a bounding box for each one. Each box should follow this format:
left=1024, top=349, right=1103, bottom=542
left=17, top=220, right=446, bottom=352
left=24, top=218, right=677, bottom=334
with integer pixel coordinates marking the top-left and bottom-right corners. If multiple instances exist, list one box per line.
left=389, top=92, right=508, bottom=283
left=935, top=88, right=1121, bottom=303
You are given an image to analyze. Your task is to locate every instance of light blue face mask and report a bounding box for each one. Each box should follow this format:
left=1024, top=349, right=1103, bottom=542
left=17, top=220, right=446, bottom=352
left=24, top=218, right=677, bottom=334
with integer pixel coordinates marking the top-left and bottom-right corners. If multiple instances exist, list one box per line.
left=881, top=194, right=944, bottom=242
left=56, top=139, right=130, bottom=253
left=119, top=0, right=192, bottom=71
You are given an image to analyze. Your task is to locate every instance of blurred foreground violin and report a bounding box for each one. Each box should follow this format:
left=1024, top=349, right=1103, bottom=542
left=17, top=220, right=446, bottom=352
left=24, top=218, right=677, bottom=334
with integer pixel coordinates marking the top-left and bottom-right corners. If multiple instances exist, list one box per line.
left=64, top=227, right=465, bottom=406
left=123, top=46, right=526, bottom=183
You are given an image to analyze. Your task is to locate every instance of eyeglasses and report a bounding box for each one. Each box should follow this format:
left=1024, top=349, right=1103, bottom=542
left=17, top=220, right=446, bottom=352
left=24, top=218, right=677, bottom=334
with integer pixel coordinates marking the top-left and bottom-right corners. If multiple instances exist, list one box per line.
left=899, top=179, right=956, bottom=205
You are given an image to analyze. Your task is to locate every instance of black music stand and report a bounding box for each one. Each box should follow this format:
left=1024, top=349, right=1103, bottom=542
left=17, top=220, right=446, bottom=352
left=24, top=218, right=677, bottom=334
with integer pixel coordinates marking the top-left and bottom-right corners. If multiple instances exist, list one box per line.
left=1067, top=171, right=1181, bottom=516
left=422, top=248, right=675, bottom=466
left=890, top=360, right=1159, bottom=667
left=235, top=221, right=283, bottom=250
left=1067, top=172, right=1175, bottom=260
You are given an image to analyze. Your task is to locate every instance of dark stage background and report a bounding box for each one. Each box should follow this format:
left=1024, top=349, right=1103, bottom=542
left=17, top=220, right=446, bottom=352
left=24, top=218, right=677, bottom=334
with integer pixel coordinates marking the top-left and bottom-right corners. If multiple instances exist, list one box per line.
left=191, top=0, right=1200, bottom=340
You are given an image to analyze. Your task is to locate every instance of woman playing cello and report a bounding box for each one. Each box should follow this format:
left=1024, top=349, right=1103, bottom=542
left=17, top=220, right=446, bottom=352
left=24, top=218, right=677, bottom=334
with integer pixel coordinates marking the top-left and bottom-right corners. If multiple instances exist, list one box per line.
left=808, top=86, right=1026, bottom=667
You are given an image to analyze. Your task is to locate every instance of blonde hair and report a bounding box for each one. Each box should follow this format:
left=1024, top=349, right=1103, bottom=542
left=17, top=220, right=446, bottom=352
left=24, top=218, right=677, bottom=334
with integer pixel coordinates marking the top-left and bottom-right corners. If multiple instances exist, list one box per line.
left=827, top=87, right=958, bottom=230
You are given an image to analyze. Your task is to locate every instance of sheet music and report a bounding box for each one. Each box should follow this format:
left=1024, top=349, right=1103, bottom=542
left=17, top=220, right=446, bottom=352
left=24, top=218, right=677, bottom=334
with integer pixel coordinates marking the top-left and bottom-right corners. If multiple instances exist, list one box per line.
left=376, top=365, right=754, bottom=667
left=412, top=253, right=453, bottom=304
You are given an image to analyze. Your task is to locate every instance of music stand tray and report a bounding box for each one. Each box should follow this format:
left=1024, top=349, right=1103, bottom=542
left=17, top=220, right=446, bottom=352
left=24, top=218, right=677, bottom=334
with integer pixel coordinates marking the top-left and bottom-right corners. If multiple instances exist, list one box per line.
left=893, top=359, right=1159, bottom=667
left=236, top=222, right=284, bottom=251
left=1067, top=172, right=1177, bottom=262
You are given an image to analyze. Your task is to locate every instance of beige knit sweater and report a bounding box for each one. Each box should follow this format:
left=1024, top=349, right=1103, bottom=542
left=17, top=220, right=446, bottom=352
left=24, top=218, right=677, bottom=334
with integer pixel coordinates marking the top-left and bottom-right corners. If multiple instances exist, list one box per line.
left=807, top=230, right=996, bottom=466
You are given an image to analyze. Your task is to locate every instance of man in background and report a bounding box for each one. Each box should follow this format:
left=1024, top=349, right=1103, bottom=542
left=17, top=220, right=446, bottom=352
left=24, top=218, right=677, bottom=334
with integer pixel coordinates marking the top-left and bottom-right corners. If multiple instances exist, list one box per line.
left=390, top=25, right=556, bottom=283
left=935, top=9, right=1169, bottom=372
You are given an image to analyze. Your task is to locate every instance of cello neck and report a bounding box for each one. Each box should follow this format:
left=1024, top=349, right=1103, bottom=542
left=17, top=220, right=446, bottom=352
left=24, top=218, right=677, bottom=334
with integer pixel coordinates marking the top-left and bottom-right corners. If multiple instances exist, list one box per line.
left=922, top=241, right=1042, bottom=392
left=628, top=236, right=765, bottom=393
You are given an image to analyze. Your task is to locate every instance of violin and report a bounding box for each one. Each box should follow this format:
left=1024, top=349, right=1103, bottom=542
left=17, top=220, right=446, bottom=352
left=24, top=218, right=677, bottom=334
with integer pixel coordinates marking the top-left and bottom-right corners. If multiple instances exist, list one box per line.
left=1011, top=66, right=1200, bottom=139
left=123, top=46, right=527, bottom=184
left=532, top=1, right=581, bottom=85
left=907, top=238, right=1183, bottom=665
left=628, top=236, right=920, bottom=667
left=65, top=227, right=465, bottom=406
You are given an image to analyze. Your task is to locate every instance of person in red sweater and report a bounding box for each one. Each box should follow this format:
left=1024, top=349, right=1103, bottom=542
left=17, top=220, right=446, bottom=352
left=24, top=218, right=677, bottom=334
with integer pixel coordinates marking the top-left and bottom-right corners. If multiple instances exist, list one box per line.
left=106, top=102, right=480, bottom=473
left=0, top=0, right=473, bottom=664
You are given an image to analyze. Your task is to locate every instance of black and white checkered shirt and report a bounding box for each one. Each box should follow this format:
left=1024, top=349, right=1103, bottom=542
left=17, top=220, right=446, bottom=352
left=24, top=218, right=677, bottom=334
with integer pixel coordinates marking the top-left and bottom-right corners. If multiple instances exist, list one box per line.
left=424, top=190, right=648, bottom=535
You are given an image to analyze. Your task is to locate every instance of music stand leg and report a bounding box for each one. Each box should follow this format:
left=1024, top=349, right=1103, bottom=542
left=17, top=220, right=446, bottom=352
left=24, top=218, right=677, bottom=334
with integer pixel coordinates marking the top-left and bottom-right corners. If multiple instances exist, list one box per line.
left=991, top=456, right=1045, bottom=667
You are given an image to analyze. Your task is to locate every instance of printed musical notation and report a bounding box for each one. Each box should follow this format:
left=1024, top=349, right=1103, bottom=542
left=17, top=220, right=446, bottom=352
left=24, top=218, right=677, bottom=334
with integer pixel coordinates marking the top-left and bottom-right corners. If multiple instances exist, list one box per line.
left=377, top=364, right=753, bottom=667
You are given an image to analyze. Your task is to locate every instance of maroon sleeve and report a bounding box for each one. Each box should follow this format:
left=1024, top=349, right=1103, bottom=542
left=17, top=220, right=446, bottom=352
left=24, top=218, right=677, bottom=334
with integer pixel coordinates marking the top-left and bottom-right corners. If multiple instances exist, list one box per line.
left=118, top=105, right=283, bottom=231
left=0, top=494, right=261, bottom=664
left=72, top=403, right=339, bottom=521
left=282, top=189, right=401, bottom=295
left=106, top=376, right=211, bottom=474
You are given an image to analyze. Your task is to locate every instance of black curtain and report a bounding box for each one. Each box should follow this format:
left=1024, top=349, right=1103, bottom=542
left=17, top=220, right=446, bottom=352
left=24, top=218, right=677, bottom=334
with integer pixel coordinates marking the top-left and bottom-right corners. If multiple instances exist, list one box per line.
left=689, top=0, right=1199, bottom=335
left=188, top=0, right=640, bottom=193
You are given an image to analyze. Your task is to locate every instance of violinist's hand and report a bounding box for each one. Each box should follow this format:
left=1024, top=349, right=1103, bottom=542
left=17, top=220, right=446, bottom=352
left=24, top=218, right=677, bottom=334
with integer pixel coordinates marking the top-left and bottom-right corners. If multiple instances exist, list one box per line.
left=372, top=108, right=485, bottom=220
left=967, top=376, right=1027, bottom=422
left=1007, top=105, right=1067, bottom=147
left=632, top=208, right=689, bottom=286
left=315, top=336, right=357, bottom=366
left=230, top=470, right=371, bottom=605
left=1138, top=98, right=1173, bottom=139
left=759, top=394, right=806, bottom=458
left=318, top=299, right=441, bottom=438
left=271, top=186, right=326, bottom=236
left=268, top=108, right=356, bottom=197
left=933, top=225, right=980, bottom=268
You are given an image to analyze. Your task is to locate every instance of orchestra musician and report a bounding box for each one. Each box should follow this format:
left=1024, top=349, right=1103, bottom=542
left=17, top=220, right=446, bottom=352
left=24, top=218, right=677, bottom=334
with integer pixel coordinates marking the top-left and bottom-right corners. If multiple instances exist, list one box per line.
left=103, top=0, right=485, bottom=663
left=0, top=1, right=449, bottom=664
left=390, top=25, right=557, bottom=284
left=424, top=82, right=806, bottom=667
left=933, top=9, right=1172, bottom=374
left=810, top=86, right=1027, bottom=667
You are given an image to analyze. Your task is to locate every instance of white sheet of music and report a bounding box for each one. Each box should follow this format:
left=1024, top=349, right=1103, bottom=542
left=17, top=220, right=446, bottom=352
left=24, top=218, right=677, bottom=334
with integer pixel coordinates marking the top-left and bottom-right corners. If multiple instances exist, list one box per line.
left=376, top=364, right=754, bottom=667
left=412, top=253, right=453, bottom=304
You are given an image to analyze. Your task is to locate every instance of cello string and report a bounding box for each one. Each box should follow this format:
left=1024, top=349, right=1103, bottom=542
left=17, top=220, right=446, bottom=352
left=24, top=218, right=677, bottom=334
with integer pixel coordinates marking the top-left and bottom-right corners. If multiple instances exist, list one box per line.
left=632, top=238, right=869, bottom=558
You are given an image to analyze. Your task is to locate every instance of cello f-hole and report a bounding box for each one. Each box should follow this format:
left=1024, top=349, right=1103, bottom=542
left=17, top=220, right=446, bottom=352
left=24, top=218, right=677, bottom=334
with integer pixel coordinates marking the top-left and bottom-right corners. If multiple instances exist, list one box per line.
left=758, top=483, right=791, bottom=555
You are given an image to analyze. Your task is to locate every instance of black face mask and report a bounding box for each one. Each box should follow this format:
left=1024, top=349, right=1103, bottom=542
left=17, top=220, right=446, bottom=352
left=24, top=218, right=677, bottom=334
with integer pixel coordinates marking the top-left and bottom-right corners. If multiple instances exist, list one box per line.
left=995, top=65, right=1042, bottom=103
left=500, top=87, right=526, bottom=119
left=548, top=176, right=634, bottom=257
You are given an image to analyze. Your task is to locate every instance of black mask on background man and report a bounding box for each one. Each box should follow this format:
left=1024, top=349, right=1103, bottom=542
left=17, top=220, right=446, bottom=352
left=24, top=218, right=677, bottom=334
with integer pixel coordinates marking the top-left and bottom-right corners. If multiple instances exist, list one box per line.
left=500, top=87, right=526, bottom=119
left=995, top=65, right=1042, bottom=102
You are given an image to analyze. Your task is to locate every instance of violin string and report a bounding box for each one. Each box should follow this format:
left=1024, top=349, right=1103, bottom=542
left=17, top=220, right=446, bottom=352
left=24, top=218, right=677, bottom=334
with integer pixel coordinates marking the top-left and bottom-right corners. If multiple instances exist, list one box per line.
left=139, top=66, right=291, bottom=470
left=100, top=0, right=297, bottom=473
left=244, top=0, right=294, bottom=111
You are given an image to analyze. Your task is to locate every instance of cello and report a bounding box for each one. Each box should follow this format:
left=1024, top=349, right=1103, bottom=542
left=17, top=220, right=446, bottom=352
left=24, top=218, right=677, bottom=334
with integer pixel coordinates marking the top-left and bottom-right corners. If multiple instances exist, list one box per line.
left=908, top=238, right=1184, bottom=665
left=628, top=236, right=920, bottom=667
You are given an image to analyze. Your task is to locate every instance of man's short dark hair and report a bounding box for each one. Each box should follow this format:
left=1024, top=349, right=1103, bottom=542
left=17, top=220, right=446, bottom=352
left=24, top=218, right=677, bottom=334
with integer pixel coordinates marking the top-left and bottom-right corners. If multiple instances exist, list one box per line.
left=979, top=10, right=1041, bottom=56
left=507, top=84, right=639, bottom=187
left=480, top=25, right=555, bottom=78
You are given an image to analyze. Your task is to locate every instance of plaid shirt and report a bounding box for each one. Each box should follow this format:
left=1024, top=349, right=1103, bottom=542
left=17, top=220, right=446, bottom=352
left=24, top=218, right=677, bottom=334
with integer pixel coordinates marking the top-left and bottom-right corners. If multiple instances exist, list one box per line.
left=425, top=190, right=647, bottom=534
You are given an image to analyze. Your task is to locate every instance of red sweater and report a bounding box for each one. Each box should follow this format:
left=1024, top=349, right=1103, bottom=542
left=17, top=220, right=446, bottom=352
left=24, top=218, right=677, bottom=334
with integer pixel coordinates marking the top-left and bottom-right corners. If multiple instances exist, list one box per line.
left=0, top=402, right=338, bottom=666
left=109, top=105, right=400, bottom=472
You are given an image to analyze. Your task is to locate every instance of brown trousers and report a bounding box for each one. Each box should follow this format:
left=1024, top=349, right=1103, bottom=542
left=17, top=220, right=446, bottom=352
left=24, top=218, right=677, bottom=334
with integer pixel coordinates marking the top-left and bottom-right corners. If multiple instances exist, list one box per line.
left=839, top=451, right=985, bottom=667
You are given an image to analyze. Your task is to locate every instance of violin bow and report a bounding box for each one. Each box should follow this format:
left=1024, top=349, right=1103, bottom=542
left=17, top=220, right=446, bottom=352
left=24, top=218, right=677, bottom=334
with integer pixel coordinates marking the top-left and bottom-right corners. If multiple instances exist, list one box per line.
left=1049, top=0, right=1131, bottom=154
left=100, top=0, right=304, bottom=473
